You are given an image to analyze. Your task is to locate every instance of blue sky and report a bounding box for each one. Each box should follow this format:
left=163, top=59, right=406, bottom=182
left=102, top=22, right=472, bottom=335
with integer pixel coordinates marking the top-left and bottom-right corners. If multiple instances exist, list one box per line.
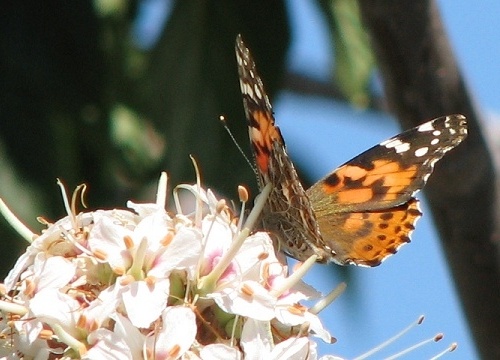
left=277, top=0, right=500, bottom=358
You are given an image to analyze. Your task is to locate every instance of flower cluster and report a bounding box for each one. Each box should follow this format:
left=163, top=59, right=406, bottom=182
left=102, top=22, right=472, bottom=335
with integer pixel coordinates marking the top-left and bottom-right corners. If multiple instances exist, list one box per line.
left=0, top=173, right=338, bottom=359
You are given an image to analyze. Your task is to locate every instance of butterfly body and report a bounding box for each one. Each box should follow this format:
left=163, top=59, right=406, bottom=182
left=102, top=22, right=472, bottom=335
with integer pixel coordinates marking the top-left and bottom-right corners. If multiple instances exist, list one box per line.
left=235, top=35, right=467, bottom=267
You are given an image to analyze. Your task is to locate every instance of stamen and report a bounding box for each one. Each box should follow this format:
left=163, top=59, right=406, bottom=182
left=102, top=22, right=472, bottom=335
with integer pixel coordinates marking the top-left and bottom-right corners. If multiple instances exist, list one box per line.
left=57, top=180, right=87, bottom=231
left=429, top=343, right=457, bottom=360
left=0, top=198, right=35, bottom=243
left=113, top=266, right=125, bottom=275
left=189, top=155, right=203, bottom=228
left=196, top=210, right=219, bottom=276
left=156, top=172, right=168, bottom=209
left=56, top=179, right=73, bottom=221
left=385, top=333, right=443, bottom=360
left=257, top=252, right=269, bottom=261
left=288, top=304, right=307, bottom=316
left=37, top=216, right=51, bottom=225
left=145, top=276, right=156, bottom=287
left=38, top=329, right=53, bottom=340
left=128, top=237, right=147, bottom=280
left=92, top=249, right=108, bottom=261
left=229, top=314, right=240, bottom=347
left=173, top=185, right=184, bottom=216
left=123, top=235, right=134, bottom=250
left=269, top=254, right=317, bottom=298
left=119, top=275, right=135, bottom=286
left=216, top=199, right=226, bottom=214
left=240, top=283, right=254, bottom=297
left=52, top=323, right=87, bottom=356
left=71, top=184, right=87, bottom=215
left=0, top=300, right=28, bottom=316
left=173, top=157, right=205, bottom=224
left=161, top=232, right=174, bottom=247
left=309, top=282, right=346, bottom=315
left=243, top=183, right=272, bottom=231
left=237, top=185, right=248, bottom=231
left=59, top=226, right=92, bottom=255
left=354, top=315, right=425, bottom=360
left=238, top=186, right=249, bottom=203
left=168, top=344, right=181, bottom=358
left=79, top=184, right=88, bottom=209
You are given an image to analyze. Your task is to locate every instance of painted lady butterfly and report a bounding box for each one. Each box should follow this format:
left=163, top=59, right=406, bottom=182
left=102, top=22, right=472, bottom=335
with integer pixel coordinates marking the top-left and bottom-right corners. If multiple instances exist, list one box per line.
left=235, top=35, right=467, bottom=267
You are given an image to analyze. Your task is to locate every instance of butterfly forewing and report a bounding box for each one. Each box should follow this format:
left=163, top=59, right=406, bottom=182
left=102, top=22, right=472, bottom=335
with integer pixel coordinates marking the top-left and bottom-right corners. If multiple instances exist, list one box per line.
left=235, top=35, right=330, bottom=262
left=306, top=115, right=468, bottom=213
left=236, top=35, right=282, bottom=187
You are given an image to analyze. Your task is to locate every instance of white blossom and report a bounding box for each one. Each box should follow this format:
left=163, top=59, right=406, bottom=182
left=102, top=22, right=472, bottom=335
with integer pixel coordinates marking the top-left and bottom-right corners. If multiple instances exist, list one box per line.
left=0, top=172, right=339, bottom=359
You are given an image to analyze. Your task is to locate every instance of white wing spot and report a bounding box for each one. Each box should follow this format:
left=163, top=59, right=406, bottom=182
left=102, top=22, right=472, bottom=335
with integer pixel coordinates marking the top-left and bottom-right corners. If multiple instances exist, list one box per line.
left=433, top=130, right=441, bottom=136
left=431, top=138, right=440, bottom=145
left=254, top=84, right=262, bottom=100
left=245, top=83, right=254, bottom=99
left=418, top=122, right=435, bottom=132
left=396, top=142, right=411, bottom=153
left=383, top=139, right=411, bottom=153
left=415, top=147, right=429, bottom=157
left=449, top=128, right=457, bottom=135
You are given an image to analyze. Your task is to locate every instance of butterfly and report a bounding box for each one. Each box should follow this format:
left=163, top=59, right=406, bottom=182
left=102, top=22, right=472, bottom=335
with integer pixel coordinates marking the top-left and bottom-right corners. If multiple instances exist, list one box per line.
left=235, top=35, right=468, bottom=267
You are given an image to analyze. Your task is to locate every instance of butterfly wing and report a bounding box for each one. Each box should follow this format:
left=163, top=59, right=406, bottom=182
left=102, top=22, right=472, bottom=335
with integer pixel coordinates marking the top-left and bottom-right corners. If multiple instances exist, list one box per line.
left=235, top=34, right=282, bottom=190
left=236, top=34, right=468, bottom=267
left=306, top=115, right=468, bottom=266
left=235, top=35, right=331, bottom=262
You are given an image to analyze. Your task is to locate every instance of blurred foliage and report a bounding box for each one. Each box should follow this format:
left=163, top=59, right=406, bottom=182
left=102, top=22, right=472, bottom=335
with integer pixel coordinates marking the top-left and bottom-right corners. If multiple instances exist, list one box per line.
left=319, top=0, right=374, bottom=108
left=0, top=1, right=375, bottom=278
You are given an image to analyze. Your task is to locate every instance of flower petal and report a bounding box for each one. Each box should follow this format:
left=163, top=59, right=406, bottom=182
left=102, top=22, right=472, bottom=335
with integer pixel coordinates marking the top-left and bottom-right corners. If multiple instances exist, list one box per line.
left=147, top=306, right=196, bottom=360
left=122, top=278, right=169, bottom=328
left=241, top=318, right=273, bottom=358
left=200, top=344, right=242, bottom=360
left=210, top=281, right=276, bottom=321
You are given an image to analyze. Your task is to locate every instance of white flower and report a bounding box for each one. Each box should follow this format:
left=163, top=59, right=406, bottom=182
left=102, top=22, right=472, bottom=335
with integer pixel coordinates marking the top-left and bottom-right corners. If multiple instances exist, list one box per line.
left=0, top=172, right=340, bottom=359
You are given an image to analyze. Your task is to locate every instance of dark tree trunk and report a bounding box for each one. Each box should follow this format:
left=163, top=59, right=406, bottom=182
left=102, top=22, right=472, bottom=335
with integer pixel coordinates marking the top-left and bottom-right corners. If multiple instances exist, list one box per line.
left=357, top=1, right=499, bottom=358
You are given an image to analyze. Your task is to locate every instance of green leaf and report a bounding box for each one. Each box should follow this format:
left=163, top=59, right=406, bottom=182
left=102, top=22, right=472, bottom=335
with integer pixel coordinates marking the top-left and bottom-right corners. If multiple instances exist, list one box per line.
left=323, top=0, right=375, bottom=108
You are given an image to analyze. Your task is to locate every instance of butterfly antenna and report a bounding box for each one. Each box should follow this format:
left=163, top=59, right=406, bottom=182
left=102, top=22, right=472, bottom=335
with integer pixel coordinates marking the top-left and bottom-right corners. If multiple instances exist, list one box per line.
left=219, top=115, right=259, bottom=177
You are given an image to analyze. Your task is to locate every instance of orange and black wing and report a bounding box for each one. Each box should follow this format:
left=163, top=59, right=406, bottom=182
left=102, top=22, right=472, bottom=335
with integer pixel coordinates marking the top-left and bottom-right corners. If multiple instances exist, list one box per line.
left=307, top=115, right=467, bottom=266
